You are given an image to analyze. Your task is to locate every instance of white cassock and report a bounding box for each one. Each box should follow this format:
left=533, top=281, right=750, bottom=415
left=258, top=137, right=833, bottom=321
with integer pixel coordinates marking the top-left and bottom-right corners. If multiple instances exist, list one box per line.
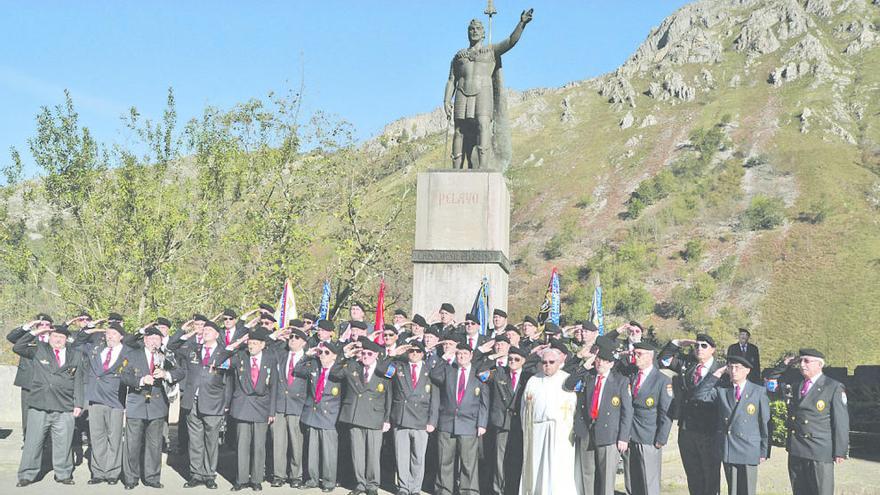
left=519, top=370, right=579, bottom=495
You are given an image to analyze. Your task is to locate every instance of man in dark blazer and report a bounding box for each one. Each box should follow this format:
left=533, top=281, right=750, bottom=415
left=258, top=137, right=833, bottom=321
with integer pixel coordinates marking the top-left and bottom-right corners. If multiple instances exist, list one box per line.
left=333, top=337, right=394, bottom=495
left=461, top=313, right=489, bottom=352
left=75, top=321, right=130, bottom=485
left=270, top=325, right=310, bottom=488
left=121, top=326, right=186, bottom=489
left=478, top=345, right=531, bottom=495
left=226, top=327, right=279, bottom=491
left=388, top=341, right=440, bottom=495
left=693, top=355, right=770, bottom=495
left=14, top=324, right=85, bottom=487
left=625, top=342, right=673, bottom=495
left=563, top=338, right=633, bottom=495
left=172, top=320, right=233, bottom=489
left=659, top=334, right=725, bottom=495
left=7, top=313, right=54, bottom=444
left=220, top=308, right=250, bottom=347
left=299, top=339, right=344, bottom=493
left=430, top=342, right=490, bottom=495
left=783, top=348, right=849, bottom=495
left=726, top=329, right=761, bottom=384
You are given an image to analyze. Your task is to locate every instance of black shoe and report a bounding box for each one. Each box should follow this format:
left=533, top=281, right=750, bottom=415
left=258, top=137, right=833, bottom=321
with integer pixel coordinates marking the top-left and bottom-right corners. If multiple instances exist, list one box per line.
left=144, top=481, right=163, bottom=489
left=54, top=477, right=75, bottom=485
left=321, top=488, right=335, bottom=493
left=205, top=480, right=218, bottom=489
left=124, top=483, right=137, bottom=490
left=303, top=481, right=318, bottom=489
left=107, top=479, right=119, bottom=485
left=183, top=480, right=202, bottom=488
left=232, top=484, right=246, bottom=491
left=346, top=490, right=364, bottom=495
left=16, top=479, right=33, bottom=487
left=270, top=479, right=284, bottom=488
left=88, top=478, right=103, bottom=485
left=289, top=479, right=303, bottom=488
left=252, top=483, right=262, bottom=491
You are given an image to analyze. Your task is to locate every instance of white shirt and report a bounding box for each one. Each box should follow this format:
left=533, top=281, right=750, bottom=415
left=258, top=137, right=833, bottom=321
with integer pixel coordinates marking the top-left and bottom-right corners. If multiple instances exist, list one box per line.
left=802, top=372, right=822, bottom=395
left=202, top=344, right=217, bottom=362
left=695, top=357, right=715, bottom=382
left=52, top=346, right=67, bottom=366
left=287, top=350, right=304, bottom=373
left=409, top=362, right=423, bottom=381
left=101, top=344, right=123, bottom=369
left=363, top=363, right=376, bottom=384
left=637, top=365, right=654, bottom=382
left=595, top=371, right=609, bottom=404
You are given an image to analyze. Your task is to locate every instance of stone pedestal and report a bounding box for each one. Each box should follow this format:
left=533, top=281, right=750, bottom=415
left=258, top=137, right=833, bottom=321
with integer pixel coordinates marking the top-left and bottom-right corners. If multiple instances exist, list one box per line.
left=411, top=170, right=510, bottom=320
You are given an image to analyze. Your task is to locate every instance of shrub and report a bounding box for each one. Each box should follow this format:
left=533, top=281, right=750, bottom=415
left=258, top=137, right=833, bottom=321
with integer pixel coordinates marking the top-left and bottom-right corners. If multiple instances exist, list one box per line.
left=770, top=399, right=788, bottom=447
left=710, top=256, right=737, bottom=281
left=543, top=233, right=566, bottom=260
left=626, top=197, right=646, bottom=219
left=681, top=239, right=704, bottom=263
left=614, top=285, right=655, bottom=319
left=742, top=195, right=786, bottom=230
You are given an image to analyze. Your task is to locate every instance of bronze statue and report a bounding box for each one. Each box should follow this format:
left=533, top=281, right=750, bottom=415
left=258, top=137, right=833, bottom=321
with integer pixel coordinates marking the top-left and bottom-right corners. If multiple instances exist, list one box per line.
left=444, top=8, right=533, bottom=170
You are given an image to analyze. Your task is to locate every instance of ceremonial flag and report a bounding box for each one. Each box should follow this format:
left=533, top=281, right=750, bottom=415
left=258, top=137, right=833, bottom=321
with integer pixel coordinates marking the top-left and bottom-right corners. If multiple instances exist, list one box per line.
left=374, top=278, right=386, bottom=345
left=317, top=280, right=331, bottom=324
left=589, top=274, right=605, bottom=335
left=470, top=276, right=490, bottom=336
left=274, top=279, right=297, bottom=328
left=537, top=267, right=560, bottom=326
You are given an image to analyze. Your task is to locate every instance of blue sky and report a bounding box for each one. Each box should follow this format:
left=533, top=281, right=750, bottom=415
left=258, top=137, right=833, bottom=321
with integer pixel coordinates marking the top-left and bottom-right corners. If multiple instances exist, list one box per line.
left=0, top=1, right=691, bottom=176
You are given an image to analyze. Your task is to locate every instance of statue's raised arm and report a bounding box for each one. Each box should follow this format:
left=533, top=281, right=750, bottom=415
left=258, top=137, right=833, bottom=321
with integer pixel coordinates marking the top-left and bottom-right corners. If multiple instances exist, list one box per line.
left=494, top=8, right=533, bottom=56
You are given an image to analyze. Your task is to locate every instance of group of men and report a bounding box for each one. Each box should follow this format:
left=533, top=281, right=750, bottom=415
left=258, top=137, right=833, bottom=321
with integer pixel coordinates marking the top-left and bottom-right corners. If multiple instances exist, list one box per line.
left=7, top=302, right=849, bottom=495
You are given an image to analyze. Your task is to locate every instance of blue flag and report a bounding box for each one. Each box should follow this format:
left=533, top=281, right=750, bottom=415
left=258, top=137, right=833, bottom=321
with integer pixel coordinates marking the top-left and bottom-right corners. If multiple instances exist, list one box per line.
left=589, top=274, right=604, bottom=335
left=317, top=280, right=331, bottom=324
left=538, top=268, right=560, bottom=326
left=470, top=277, right=490, bottom=336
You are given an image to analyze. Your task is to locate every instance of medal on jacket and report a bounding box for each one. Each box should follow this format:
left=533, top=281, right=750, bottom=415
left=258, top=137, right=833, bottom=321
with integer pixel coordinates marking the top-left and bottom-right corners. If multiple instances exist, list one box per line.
left=611, top=396, right=621, bottom=407
left=746, top=403, right=756, bottom=415
left=377, top=383, right=385, bottom=393
left=425, top=384, right=431, bottom=392
left=645, top=396, right=655, bottom=408
left=475, top=386, right=481, bottom=396
left=331, top=386, right=339, bottom=396
left=816, top=399, right=826, bottom=412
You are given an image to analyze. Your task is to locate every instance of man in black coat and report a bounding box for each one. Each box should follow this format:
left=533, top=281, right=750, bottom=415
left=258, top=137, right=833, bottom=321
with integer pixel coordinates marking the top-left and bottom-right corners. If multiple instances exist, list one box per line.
left=299, top=339, right=344, bottom=493
left=7, top=313, right=54, bottom=444
left=726, top=329, right=761, bottom=384
left=270, top=325, right=310, bottom=488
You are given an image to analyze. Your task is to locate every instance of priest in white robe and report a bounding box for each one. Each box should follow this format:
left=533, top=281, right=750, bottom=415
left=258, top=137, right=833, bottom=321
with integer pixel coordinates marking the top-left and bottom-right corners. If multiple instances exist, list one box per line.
left=520, top=348, right=580, bottom=495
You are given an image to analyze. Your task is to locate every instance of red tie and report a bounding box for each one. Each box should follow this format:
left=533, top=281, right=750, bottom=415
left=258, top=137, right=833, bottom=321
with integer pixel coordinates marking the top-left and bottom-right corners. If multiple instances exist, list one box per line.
left=591, top=374, right=604, bottom=420
left=226, top=331, right=232, bottom=346
left=102, top=349, right=113, bottom=371
left=202, top=347, right=211, bottom=366
left=511, top=371, right=517, bottom=391
left=287, top=353, right=296, bottom=386
left=634, top=371, right=643, bottom=397
left=149, top=353, right=155, bottom=374
left=54, top=348, right=62, bottom=367
left=411, top=364, right=418, bottom=389
left=315, top=368, right=328, bottom=403
left=250, top=357, right=259, bottom=387
left=800, top=379, right=811, bottom=398
left=693, top=365, right=702, bottom=385
left=469, top=337, right=474, bottom=349
left=456, top=368, right=467, bottom=405
left=735, top=384, right=741, bottom=402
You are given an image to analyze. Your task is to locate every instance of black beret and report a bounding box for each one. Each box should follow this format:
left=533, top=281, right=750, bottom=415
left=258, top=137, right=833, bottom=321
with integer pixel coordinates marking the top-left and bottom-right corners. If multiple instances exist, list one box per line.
left=509, top=346, right=528, bottom=358
left=321, top=341, right=342, bottom=355
left=798, top=348, right=825, bottom=359
left=289, top=329, right=308, bottom=341
left=493, top=334, right=510, bottom=344
left=596, top=345, right=615, bottom=361
left=192, top=313, right=209, bottom=323
left=350, top=301, right=365, bottom=310
left=544, top=322, right=561, bottom=335
left=287, top=319, right=304, bottom=329
left=727, top=355, right=753, bottom=369
left=76, top=311, right=92, bottom=319
left=383, top=324, right=396, bottom=332
left=260, top=313, right=277, bottom=323
left=583, top=321, right=600, bottom=332
left=456, top=342, right=473, bottom=352
left=425, top=325, right=441, bottom=337
left=738, top=327, right=751, bottom=336
left=350, top=320, right=368, bottom=330
left=156, top=317, right=172, bottom=327
left=523, top=315, right=538, bottom=326
left=259, top=303, right=275, bottom=313
left=203, top=321, right=219, bottom=331
left=629, top=321, right=644, bottom=331
left=604, top=329, right=620, bottom=341
left=317, top=320, right=334, bottom=331
left=633, top=341, right=656, bottom=352
left=408, top=341, right=426, bottom=353
left=249, top=327, right=272, bottom=342
left=594, top=335, right=618, bottom=351
left=465, top=313, right=479, bottom=323
left=549, top=339, right=570, bottom=355
left=106, top=322, right=127, bottom=336
left=359, top=337, right=384, bottom=353
left=301, top=312, right=318, bottom=322
left=222, top=308, right=238, bottom=318
left=412, top=314, right=428, bottom=328
left=35, top=313, right=53, bottom=324
left=493, top=309, right=508, bottom=318
left=440, top=303, right=455, bottom=314
left=695, top=333, right=716, bottom=348
left=144, top=326, right=163, bottom=338
left=505, top=323, right=520, bottom=334
left=394, top=308, right=408, bottom=318
left=108, top=312, right=124, bottom=322
left=50, top=324, right=70, bottom=337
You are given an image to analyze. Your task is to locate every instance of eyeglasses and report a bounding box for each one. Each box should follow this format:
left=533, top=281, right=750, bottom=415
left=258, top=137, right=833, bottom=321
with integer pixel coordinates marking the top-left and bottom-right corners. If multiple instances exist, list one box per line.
left=696, top=342, right=711, bottom=349
left=466, top=321, right=479, bottom=326
left=383, top=333, right=396, bottom=337
left=541, top=360, right=557, bottom=365
left=361, top=351, right=376, bottom=356
left=318, top=350, right=333, bottom=356
left=222, top=317, right=234, bottom=321
left=509, top=356, right=524, bottom=362
left=303, top=320, right=313, bottom=325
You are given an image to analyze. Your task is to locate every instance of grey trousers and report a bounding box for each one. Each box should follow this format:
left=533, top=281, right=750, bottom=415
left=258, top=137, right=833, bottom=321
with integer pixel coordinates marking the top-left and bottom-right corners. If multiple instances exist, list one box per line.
left=679, top=428, right=721, bottom=495
left=236, top=421, right=269, bottom=484
left=788, top=455, right=834, bottom=495
left=20, top=388, right=30, bottom=440
left=625, top=443, right=662, bottom=495
left=87, top=403, right=124, bottom=480
left=437, top=431, right=479, bottom=495
left=271, top=414, right=304, bottom=481
left=123, top=417, right=165, bottom=484
left=18, top=409, right=75, bottom=482
left=350, top=426, right=383, bottom=491
left=576, top=438, right=618, bottom=495
left=307, top=426, right=338, bottom=490
left=186, top=411, right=223, bottom=482
left=724, top=463, right=757, bottom=495
left=394, top=428, right=429, bottom=494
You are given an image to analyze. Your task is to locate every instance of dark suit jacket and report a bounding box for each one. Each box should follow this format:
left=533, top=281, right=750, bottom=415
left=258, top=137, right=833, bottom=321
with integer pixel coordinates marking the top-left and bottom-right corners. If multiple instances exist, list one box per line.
left=298, top=358, right=343, bottom=430
left=629, top=368, right=673, bottom=446
left=333, top=358, right=393, bottom=429
left=122, top=348, right=186, bottom=420
left=726, top=342, right=761, bottom=383
left=227, top=350, right=279, bottom=423
left=389, top=360, right=440, bottom=429
left=564, top=368, right=633, bottom=447
left=174, top=343, right=233, bottom=416
left=8, top=326, right=36, bottom=388
left=78, top=337, right=130, bottom=409
left=272, top=347, right=310, bottom=416
left=13, top=332, right=85, bottom=412
left=785, top=374, right=849, bottom=462
left=659, top=342, right=725, bottom=433
left=477, top=364, right=530, bottom=431
left=430, top=362, right=490, bottom=436
left=694, top=376, right=770, bottom=465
